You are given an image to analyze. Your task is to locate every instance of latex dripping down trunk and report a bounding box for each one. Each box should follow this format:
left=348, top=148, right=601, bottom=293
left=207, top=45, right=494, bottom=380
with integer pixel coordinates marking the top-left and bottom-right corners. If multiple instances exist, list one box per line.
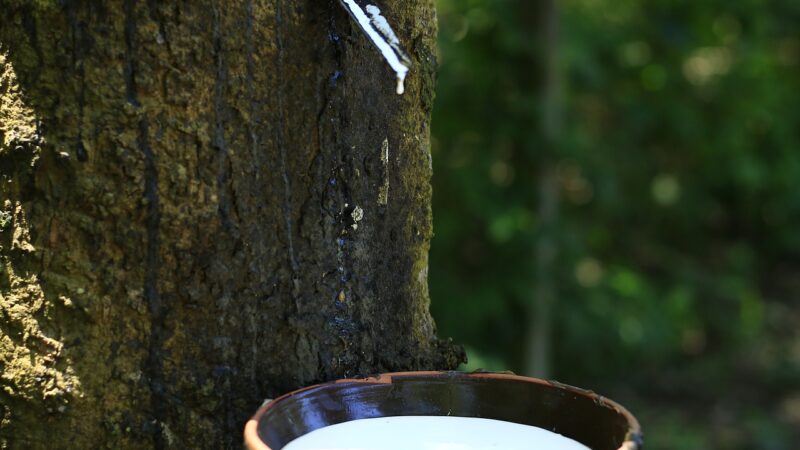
left=338, top=0, right=412, bottom=94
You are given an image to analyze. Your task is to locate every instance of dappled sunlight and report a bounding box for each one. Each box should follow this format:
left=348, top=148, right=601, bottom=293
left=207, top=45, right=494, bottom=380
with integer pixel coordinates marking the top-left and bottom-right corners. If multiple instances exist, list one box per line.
left=1, top=50, right=79, bottom=416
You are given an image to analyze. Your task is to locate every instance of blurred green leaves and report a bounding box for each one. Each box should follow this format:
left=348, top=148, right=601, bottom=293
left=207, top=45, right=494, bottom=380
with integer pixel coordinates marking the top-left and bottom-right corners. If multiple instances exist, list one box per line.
left=430, top=0, right=800, bottom=448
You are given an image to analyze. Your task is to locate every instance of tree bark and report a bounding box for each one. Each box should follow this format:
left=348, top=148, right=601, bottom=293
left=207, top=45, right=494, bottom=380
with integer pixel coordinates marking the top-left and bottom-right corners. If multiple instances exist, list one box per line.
left=0, top=1, right=463, bottom=448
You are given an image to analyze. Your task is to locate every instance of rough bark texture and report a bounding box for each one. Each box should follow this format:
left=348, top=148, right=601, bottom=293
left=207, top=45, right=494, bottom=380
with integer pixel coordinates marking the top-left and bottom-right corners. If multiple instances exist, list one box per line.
left=0, top=1, right=463, bottom=448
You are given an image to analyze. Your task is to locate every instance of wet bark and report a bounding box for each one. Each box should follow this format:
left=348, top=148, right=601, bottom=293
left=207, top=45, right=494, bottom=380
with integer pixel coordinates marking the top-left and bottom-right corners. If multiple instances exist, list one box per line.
left=0, top=1, right=463, bottom=448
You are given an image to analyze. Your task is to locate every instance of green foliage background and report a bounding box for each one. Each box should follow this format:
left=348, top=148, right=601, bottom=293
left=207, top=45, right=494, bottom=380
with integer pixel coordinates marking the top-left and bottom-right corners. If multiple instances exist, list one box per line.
left=429, top=0, right=800, bottom=448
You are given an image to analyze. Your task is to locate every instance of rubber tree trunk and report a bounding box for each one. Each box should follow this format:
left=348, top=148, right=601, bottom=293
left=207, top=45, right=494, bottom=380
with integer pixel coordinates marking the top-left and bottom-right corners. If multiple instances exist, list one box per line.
left=0, top=1, right=463, bottom=448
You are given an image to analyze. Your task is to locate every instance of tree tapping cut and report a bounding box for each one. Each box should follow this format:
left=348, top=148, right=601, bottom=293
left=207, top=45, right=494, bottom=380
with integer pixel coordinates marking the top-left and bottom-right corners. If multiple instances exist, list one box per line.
left=338, top=0, right=412, bottom=94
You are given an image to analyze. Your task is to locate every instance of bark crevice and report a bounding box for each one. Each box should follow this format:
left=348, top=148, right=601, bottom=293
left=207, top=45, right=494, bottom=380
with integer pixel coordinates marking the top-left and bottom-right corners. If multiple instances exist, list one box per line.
left=124, top=2, right=167, bottom=447
left=123, top=0, right=141, bottom=107
left=274, top=0, right=299, bottom=279
left=212, top=1, right=237, bottom=235
left=139, top=117, right=166, bottom=450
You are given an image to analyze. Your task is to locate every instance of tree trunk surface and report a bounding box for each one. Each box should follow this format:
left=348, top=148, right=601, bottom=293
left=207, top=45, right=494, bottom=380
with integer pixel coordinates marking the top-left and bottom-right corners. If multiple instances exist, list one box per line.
left=0, top=1, right=463, bottom=448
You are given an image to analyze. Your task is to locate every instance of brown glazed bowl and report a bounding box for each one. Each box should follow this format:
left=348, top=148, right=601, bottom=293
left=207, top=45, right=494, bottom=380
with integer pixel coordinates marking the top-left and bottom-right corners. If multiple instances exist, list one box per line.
left=244, top=371, right=643, bottom=450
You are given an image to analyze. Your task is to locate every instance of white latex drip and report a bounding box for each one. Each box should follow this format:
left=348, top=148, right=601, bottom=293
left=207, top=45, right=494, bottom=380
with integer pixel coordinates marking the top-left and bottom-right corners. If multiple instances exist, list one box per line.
left=341, top=0, right=410, bottom=95
left=365, top=5, right=401, bottom=45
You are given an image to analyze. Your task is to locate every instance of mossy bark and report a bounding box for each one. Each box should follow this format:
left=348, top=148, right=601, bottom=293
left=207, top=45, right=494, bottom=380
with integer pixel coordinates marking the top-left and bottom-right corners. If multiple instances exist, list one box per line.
left=0, top=1, right=463, bottom=448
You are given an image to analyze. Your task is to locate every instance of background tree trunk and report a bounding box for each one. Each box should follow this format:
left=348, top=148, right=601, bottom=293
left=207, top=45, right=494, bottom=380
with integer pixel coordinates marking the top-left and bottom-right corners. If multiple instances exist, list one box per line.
left=0, top=1, right=463, bottom=448
left=523, top=0, right=561, bottom=380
